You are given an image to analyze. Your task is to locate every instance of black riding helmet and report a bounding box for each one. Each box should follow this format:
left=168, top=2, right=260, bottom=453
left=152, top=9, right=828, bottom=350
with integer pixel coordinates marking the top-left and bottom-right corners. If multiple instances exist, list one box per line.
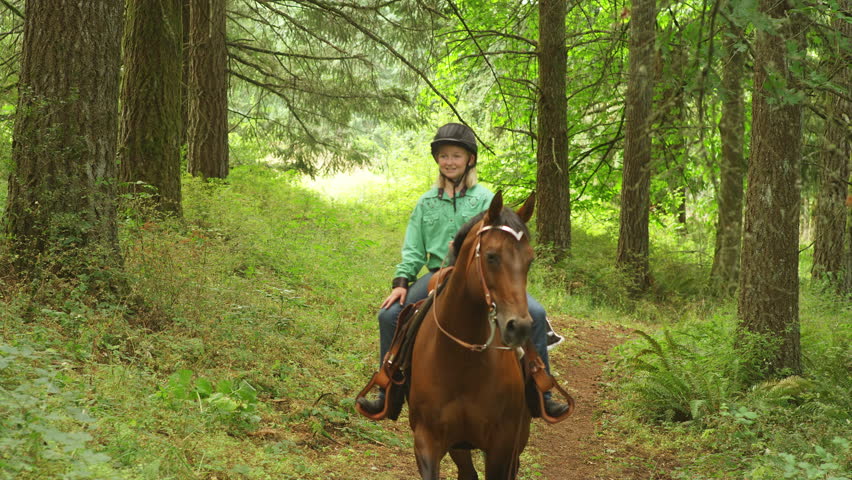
left=431, top=123, right=478, bottom=207
left=430, top=123, right=478, bottom=164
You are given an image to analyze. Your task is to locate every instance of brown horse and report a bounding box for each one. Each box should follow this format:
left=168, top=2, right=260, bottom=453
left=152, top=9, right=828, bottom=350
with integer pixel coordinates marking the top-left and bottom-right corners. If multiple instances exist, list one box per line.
left=408, top=191, right=536, bottom=480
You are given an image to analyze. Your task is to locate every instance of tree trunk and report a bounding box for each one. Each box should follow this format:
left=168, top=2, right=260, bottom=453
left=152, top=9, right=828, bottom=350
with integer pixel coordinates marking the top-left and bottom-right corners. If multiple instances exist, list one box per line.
left=616, top=0, right=656, bottom=293
left=710, top=12, right=746, bottom=296
left=4, top=0, right=123, bottom=273
left=119, top=0, right=184, bottom=215
left=535, top=0, right=570, bottom=258
left=187, top=0, right=228, bottom=179
left=653, top=43, right=687, bottom=228
left=181, top=0, right=190, bottom=150
left=812, top=2, right=850, bottom=286
left=737, top=0, right=805, bottom=380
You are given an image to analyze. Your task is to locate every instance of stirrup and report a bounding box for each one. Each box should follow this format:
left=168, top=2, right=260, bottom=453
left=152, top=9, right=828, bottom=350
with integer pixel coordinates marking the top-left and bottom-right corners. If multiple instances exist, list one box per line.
left=355, top=370, right=394, bottom=420
left=529, top=356, right=575, bottom=424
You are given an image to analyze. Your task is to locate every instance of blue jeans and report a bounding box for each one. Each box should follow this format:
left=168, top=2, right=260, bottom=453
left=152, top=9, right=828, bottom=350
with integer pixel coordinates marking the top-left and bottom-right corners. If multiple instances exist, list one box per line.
left=377, top=272, right=552, bottom=375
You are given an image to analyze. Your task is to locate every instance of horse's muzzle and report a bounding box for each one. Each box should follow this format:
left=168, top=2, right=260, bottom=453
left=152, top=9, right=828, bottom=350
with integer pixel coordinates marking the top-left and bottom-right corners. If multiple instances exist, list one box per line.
left=500, top=315, right=532, bottom=348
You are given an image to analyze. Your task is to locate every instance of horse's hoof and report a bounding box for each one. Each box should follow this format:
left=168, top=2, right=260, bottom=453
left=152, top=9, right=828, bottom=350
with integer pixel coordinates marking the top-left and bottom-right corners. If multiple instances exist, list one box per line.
left=544, top=397, right=570, bottom=418
left=356, top=396, right=384, bottom=415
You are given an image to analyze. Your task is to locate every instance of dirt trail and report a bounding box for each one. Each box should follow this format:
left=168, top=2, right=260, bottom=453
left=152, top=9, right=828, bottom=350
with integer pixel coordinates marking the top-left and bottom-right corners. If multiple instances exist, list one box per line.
left=527, top=318, right=631, bottom=479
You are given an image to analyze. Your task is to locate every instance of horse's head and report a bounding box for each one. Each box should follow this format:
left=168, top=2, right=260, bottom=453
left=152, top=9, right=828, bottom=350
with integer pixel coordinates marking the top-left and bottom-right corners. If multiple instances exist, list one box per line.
left=456, top=191, right=535, bottom=349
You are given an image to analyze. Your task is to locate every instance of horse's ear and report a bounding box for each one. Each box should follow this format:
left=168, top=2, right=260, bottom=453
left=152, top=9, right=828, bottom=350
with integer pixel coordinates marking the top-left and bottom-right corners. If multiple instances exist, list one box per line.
left=516, top=192, right=535, bottom=224
left=487, top=190, right=504, bottom=223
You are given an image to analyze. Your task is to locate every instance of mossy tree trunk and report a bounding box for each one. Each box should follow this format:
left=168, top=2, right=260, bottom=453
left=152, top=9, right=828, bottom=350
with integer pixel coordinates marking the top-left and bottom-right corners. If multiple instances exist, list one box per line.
left=187, top=0, right=229, bottom=180
left=535, top=0, right=570, bottom=259
left=4, top=0, right=123, bottom=274
left=181, top=0, right=191, bottom=150
left=653, top=41, right=687, bottom=228
left=811, top=0, right=850, bottom=288
left=710, top=9, right=746, bottom=296
left=119, top=0, right=184, bottom=215
left=737, top=0, right=805, bottom=380
left=616, top=0, right=656, bottom=293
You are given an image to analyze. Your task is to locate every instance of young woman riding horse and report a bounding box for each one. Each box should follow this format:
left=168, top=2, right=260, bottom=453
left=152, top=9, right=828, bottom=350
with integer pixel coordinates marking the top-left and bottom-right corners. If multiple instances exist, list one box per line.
left=356, top=123, right=570, bottom=419
left=409, top=192, right=537, bottom=479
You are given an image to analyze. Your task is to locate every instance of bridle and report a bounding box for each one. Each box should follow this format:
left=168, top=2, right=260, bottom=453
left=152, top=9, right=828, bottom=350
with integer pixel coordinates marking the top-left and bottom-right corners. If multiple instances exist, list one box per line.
left=432, top=222, right=528, bottom=352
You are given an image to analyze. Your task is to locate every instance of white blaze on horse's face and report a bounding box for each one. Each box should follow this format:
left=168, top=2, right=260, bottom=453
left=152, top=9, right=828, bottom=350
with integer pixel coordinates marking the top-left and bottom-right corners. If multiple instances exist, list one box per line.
left=477, top=223, right=534, bottom=349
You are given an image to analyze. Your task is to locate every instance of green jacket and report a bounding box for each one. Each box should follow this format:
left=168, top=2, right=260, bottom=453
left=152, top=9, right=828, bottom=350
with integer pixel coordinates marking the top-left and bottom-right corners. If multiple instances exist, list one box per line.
left=393, top=184, right=494, bottom=286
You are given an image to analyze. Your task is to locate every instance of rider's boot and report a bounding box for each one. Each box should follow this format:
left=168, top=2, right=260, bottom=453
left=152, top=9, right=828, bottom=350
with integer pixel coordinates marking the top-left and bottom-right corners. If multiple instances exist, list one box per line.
left=543, top=392, right=570, bottom=418
left=356, top=391, right=385, bottom=415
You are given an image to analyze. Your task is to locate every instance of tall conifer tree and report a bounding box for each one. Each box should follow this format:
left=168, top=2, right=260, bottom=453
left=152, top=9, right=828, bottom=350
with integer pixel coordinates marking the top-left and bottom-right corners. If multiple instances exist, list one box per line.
left=616, top=0, right=657, bottom=293
left=536, top=0, right=571, bottom=258
left=188, top=0, right=228, bottom=179
left=710, top=4, right=747, bottom=296
left=119, top=0, right=184, bottom=214
left=737, top=0, right=805, bottom=380
left=4, top=0, right=123, bottom=273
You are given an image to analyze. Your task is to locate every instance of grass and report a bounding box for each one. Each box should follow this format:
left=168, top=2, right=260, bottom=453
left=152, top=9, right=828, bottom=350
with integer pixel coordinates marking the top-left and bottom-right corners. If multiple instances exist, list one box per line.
left=0, top=162, right=849, bottom=479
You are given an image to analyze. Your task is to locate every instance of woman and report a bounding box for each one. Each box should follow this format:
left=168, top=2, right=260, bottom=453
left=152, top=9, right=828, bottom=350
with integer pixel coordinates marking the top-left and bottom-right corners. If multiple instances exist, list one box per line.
left=357, top=123, right=569, bottom=418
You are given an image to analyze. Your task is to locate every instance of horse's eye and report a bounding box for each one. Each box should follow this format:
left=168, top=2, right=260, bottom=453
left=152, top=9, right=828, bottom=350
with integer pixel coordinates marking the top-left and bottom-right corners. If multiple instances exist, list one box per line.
left=486, top=253, right=500, bottom=265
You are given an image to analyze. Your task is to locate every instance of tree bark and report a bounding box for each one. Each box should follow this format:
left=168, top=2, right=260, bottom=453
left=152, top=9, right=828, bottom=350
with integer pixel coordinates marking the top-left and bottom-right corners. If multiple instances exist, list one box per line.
left=181, top=0, right=190, bottom=150
left=653, top=42, right=687, bottom=228
left=737, top=0, right=805, bottom=380
left=616, top=0, right=656, bottom=293
left=119, top=0, right=184, bottom=215
left=4, top=0, right=123, bottom=272
left=187, top=0, right=229, bottom=179
left=535, top=0, right=570, bottom=258
left=811, top=1, right=850, bottom=287
left=710, top=11, right=746, bottom=296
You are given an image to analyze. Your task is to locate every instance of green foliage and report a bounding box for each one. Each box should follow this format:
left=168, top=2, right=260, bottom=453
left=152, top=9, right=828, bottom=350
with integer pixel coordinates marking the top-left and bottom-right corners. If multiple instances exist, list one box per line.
left=0, top=343, right=121, bottom=480
left=154, top=369, right=260, bottom=432
left=748, top=437, right=850, bottom=480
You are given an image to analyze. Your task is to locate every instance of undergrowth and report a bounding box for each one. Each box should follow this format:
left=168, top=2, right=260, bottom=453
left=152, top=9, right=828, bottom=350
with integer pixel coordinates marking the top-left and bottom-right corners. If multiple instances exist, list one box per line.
left=1, top=164, right=409, bottom=479
left=607, top=287, right=851, bottom=479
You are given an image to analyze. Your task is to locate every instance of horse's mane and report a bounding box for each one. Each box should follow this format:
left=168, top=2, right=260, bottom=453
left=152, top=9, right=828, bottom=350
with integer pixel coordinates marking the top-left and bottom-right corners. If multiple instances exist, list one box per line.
left=445, top=205, right=531, bottom=266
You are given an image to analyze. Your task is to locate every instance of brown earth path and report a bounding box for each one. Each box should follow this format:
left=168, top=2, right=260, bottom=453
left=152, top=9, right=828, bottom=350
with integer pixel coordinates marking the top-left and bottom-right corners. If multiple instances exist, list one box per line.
left=527, top=317, right=632, bottom=480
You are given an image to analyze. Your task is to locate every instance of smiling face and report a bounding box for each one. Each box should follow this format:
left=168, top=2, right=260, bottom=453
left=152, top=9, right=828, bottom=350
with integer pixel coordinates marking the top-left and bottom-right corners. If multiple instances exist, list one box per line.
left=435, top=144, right=474, bottom=182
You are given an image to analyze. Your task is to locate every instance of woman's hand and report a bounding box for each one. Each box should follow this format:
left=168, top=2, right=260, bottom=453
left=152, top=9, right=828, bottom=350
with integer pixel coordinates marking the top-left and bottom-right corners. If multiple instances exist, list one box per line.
left=381, top=287, right=408, bottom=309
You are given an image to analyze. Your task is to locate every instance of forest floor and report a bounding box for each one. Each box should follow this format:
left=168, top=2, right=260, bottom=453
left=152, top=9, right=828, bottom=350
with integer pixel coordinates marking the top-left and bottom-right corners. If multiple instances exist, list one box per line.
left=337, top=316, right=670, bottom=479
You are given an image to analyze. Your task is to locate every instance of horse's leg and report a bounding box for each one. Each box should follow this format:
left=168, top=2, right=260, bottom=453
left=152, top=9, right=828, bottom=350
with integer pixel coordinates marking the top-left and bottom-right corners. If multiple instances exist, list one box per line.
left=484, top=449, right=520, bottom=480
left=413, top=427, right=443, bottom=480
left=449, top=448, right=478, bottom=480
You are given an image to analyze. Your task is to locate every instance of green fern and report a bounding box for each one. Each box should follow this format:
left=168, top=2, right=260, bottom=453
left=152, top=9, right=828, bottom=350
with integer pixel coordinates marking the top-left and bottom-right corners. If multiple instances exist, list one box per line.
left=625, top=328, right=734, bottom=423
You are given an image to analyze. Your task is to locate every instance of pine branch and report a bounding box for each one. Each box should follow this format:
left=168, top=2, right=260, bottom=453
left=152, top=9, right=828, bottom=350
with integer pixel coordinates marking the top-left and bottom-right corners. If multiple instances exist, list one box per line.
left=445, top=0, right=517, bottom=148
left=442, top=29, right=537, bottom=48
left=227, top=41, right=368, bottom=63
left=572, top=108, right=626, bottom=203
left=298, top=0, right=493, bottom=154
left=0, top=0, right=23, bottom=19
left=455, top=50, right=537, bottom=62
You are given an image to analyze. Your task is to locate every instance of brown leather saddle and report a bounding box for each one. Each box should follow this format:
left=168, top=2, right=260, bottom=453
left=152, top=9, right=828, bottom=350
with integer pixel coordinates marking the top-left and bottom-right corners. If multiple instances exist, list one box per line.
left=355, top=268, right=575, bottom=424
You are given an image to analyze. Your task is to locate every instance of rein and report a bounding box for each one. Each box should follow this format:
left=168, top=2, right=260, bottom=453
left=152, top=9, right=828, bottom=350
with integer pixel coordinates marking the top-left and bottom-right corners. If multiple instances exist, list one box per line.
left=432, top=223, right=526, bottom=352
